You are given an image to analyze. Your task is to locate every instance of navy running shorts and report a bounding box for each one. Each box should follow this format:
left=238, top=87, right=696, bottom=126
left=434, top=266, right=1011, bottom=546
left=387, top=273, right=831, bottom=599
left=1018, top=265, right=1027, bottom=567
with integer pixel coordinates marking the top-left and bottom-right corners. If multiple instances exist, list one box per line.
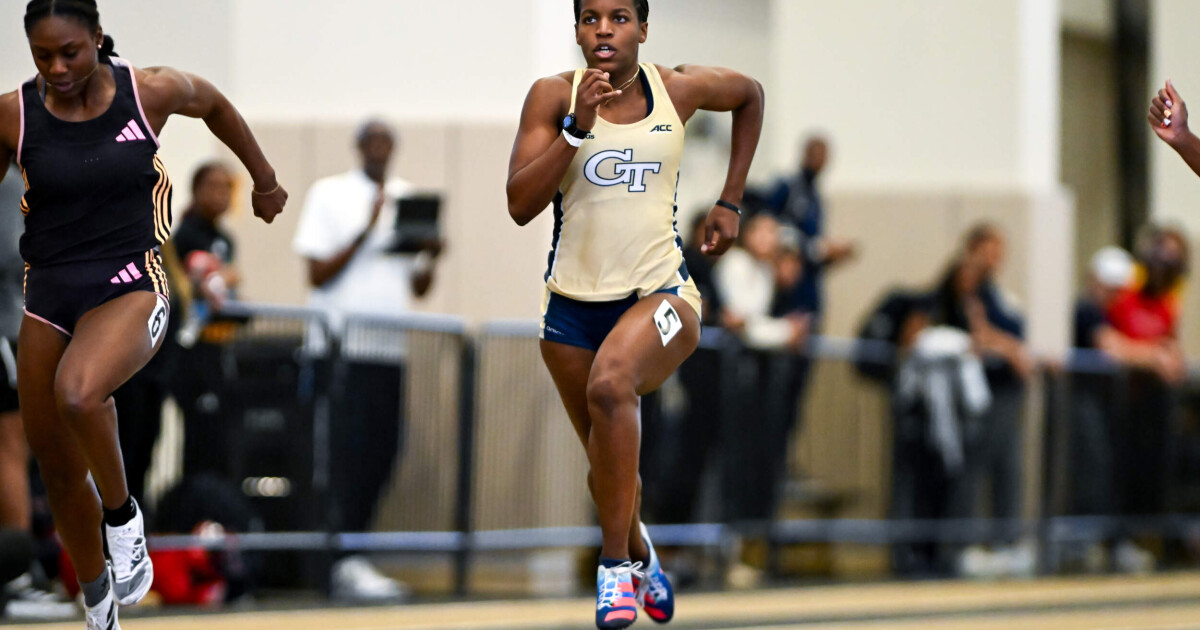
left=540, top=287, right=684, bottom=353
left=24, top=250, right=170, bottom=338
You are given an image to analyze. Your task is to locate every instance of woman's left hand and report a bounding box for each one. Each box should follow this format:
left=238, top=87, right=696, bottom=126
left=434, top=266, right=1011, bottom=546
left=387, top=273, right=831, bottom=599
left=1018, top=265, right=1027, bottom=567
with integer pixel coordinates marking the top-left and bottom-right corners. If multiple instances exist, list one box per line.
left=252, top=182, right=288, bottom=224
left=700, top=204, right=740, bottom=255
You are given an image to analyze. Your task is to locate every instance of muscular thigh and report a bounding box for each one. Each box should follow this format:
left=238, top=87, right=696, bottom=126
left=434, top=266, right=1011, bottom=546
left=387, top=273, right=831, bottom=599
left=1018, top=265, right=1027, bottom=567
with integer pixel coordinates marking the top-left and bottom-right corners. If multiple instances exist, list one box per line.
left=57, top=291, right=167, bottom=401
left=593, top=293, right=700, bottom=396
left=540, top=340, right=596, bottom=446
left=17, top=316, right=75, bottom=459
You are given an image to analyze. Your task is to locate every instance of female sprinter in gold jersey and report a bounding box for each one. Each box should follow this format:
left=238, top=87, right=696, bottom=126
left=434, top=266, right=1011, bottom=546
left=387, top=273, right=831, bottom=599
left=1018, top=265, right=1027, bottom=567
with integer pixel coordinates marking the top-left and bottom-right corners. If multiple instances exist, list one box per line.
left=506, top=0, right=763, bottom=627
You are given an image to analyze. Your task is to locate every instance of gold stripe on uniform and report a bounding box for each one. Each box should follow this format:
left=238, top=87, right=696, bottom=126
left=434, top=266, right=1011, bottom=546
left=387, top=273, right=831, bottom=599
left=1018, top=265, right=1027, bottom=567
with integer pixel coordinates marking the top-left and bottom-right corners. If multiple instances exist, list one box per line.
left=19, top=166, right=30, bottom=217
left=143, top=252, right=156, bottom=294
left=22, top=264, right=28, bottom=297
left=152, top=252, right=170, bottom=299
left=144, top=251, right=167, bottom=297
left=151, top=156, right=172, bottom=244
left=150, top=160, right=166, bottom=242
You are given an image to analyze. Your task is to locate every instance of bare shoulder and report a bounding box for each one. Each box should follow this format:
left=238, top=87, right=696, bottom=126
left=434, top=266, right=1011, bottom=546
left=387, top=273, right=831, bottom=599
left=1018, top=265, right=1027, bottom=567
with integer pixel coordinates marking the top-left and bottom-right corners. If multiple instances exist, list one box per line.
left=658, top=63, right=707, bottom=95
left=660, top=63, right=698, bottom=83
left=136, top=66, right=192, bottom=96
left=522, top=72, right=575, bottom=120
left=528, top=72, right=575, bottom=103
left=127, top=65, right=195, bottom=121
left=659, top=63, right=685, bottom=79
left=658, top=63, right=706, bottom=108
left=0, top=91, right=20, bottom=151
left=0, top=90, right=18, bottom=117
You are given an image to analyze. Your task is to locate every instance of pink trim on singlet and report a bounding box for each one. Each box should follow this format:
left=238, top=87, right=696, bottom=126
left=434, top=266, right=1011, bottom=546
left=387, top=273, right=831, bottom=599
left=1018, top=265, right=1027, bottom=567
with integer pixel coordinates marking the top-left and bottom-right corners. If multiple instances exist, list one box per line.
left=24, top=309, right=72, bottom=338
left=113, top=58, right=160, bottom=148
left=16, top=78, right=28, bottom=165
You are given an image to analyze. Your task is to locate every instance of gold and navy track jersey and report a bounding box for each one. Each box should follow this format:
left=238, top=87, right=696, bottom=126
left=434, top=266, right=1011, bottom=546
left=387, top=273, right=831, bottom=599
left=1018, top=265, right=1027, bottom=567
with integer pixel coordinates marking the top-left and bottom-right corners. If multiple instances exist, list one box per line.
left=545, top=63, right=701, bottom=318
left=16, top=57, right=172, bottom=267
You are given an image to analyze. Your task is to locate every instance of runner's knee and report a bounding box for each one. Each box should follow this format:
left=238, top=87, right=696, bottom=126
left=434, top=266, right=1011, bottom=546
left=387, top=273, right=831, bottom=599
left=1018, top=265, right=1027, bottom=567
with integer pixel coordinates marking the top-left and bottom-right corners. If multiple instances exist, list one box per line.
left=587, top=364, right=638, bottom=419
left=53, top=371, right=111, bottom=420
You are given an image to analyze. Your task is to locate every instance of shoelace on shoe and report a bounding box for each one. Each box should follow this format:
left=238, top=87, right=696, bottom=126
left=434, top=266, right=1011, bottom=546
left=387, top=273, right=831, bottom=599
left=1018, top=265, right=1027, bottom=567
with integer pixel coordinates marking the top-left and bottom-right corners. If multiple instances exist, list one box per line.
left=596, top=562, right=644, bottom=610
left=111, top=525, right=143, bottom=558
left=633, top=568, right=669, bottom=606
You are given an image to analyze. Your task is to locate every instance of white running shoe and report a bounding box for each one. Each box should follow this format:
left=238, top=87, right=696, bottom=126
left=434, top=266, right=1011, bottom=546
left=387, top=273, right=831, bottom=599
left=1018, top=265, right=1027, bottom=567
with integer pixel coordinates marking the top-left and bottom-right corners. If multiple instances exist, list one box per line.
left=331, top=556, right=409, bottom=602
left=102, top=498, right=153, bottom=606
left=1114, top=540, right=1155, bottom=574
left=2, top=572, right=77, bottom=620
left=83, top=572, right=119, bottom=630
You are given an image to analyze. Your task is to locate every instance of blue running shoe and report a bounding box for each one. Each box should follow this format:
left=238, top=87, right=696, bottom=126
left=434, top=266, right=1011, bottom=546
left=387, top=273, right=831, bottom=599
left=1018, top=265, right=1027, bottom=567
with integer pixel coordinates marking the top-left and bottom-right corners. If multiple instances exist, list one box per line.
left=633, top=523, right=675, bottom=623
left=595, top=561, right=642, bottom=629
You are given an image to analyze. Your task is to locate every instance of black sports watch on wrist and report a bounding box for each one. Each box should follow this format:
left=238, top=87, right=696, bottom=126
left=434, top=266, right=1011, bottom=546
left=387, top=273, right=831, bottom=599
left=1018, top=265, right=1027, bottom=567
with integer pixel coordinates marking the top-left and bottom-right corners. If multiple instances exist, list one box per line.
left=562, top=113, right=589, bottom=140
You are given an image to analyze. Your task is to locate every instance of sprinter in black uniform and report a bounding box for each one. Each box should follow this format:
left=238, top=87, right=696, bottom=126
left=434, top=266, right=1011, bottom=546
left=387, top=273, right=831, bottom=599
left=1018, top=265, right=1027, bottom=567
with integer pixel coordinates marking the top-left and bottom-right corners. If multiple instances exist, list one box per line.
left=0, top=2, right=287, bottom=628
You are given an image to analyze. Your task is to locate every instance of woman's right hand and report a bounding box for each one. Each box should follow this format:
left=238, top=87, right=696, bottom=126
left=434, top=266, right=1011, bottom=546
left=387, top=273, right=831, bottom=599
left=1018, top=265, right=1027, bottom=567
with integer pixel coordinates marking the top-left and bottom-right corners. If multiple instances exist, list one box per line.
left=573, top=69, right=621, bottom=131
left=1150, top=80, right=1190, bottom=148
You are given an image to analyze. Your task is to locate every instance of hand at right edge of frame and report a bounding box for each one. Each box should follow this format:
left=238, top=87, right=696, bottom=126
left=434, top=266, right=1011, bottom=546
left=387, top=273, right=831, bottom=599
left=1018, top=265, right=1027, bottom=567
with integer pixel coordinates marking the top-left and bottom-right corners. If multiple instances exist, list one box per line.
left=1151, top=80, right=1191, bottom=149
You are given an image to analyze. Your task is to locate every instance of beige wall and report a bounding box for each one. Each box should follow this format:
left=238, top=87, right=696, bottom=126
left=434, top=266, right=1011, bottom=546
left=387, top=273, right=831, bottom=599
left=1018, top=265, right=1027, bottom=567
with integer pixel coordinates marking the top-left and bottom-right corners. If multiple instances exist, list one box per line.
left=1062, top=0, right=1113, bottom=39
left=768, top=0, right=1060, bottom=191
left=1060, top=32, right=1119, bottom=290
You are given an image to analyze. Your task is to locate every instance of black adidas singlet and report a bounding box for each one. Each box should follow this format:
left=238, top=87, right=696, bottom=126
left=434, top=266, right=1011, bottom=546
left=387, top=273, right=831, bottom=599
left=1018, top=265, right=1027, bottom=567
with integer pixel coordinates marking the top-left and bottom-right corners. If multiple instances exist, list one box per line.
left=16, top=57, right=171, bottom=267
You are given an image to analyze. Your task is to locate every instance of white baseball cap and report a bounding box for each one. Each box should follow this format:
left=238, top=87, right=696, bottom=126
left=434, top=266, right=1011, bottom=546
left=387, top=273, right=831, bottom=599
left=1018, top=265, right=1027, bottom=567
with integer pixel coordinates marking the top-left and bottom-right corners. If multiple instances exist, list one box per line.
left=1090, top=246, right=1134, bottom=289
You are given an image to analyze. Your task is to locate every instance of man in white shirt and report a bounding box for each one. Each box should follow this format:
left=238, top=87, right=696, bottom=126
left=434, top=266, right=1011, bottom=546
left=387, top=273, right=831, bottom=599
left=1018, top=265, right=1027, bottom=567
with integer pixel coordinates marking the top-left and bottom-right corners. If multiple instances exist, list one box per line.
left=293, top=120, right=438, bottom=324
left=293, top=120, right=440, bottom=603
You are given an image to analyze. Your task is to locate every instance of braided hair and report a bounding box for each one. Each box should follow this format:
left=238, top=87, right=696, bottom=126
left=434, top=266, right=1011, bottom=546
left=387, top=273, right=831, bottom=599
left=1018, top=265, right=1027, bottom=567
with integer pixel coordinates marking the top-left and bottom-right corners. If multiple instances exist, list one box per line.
left=573, top=0, right=649, bottom=24
left=24, top=0, right=116, bottom=60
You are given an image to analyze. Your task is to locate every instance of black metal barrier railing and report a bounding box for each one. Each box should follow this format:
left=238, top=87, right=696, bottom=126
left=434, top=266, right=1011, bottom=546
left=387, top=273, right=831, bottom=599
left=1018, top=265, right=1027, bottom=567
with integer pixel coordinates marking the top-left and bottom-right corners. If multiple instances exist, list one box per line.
left=144, top=302, right=1200, bottom=594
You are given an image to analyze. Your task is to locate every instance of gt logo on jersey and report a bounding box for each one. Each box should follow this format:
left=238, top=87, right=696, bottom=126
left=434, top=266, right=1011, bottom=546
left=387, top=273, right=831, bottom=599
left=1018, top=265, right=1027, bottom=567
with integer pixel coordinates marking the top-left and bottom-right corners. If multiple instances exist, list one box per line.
left=650, top=124, right=673, bottom=133
left=584, top=149, right=662, bottom=193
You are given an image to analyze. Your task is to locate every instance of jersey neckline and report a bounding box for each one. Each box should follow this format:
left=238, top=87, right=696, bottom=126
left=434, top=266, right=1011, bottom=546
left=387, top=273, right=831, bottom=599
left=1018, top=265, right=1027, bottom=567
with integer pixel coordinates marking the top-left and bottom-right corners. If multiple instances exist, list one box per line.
left=594, top=63, right=664, bottom=130
left=32, top=60, right=121, bottom=126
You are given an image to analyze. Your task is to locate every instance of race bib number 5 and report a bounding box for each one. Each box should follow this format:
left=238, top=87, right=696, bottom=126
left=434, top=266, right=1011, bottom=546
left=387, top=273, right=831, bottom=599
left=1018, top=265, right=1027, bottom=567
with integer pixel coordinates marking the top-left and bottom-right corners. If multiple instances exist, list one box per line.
left=653, top=300, right=682, bottom=347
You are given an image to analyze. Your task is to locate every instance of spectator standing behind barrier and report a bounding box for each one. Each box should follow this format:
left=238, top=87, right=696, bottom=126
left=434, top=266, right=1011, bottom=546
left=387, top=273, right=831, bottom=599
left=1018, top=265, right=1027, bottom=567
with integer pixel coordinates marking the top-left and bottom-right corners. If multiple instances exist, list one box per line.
left=763, top=136, right=858, bottom=485
left=116, top=166, right=232, bottom=504
left=922, top=224, right=1032, bottom=578
left=293, top=120, right=441, bottom=603
left=173, top=162, right=240, bottom=333
left=714, top=214, right=807, bottom=523
left=166, top=163, right=240, bottom=481
left=1069, top=247, right=1136, bottom=525
left=765, top=136, right=856, bottom=322
left=1068, top=246, right=1176, bottom=573
left=1102, top=227, right=1189, bottom=572
left=645, top=214, right=723, bottom=518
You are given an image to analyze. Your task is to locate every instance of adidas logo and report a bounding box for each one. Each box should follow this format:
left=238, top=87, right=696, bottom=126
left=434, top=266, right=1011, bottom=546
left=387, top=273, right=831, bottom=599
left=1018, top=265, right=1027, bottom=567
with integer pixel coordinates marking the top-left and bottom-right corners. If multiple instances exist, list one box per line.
left=110, top=263, right=143, bottom=284
left=115, top=119, right=147, bottom=143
